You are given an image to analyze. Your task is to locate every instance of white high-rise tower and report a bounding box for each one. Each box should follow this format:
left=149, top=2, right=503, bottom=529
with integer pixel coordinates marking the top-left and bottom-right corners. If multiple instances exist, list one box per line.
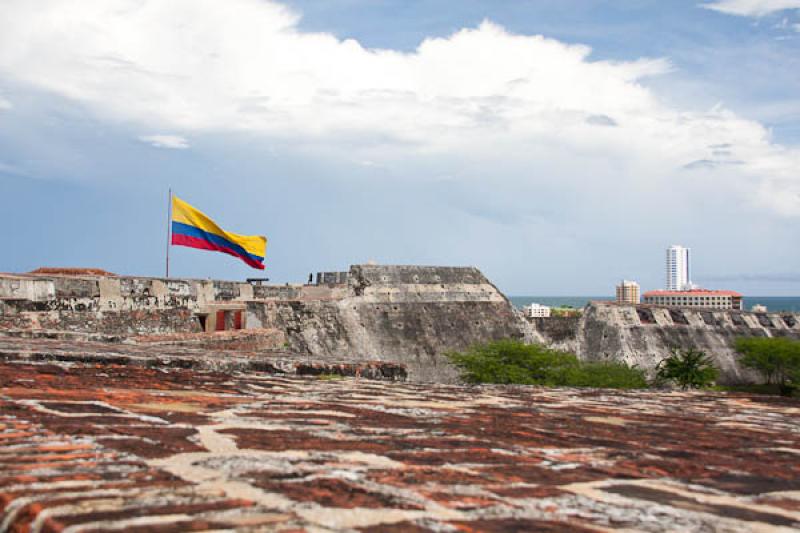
left=666, top=245, right=690, bottom=291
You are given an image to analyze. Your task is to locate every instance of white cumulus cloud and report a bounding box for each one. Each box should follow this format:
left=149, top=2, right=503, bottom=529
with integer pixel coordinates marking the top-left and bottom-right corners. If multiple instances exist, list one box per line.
left=139, top=134, right=189, bottom=149
left=0, top=0, right=797, bottom=216
left=0, top=95, right=11, bottom=110
left=701, top=0, right=800, bottom=16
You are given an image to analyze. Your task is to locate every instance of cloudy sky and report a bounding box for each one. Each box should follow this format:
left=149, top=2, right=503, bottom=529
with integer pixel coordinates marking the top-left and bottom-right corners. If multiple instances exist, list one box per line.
left=0, top=0, right=798, bottom=295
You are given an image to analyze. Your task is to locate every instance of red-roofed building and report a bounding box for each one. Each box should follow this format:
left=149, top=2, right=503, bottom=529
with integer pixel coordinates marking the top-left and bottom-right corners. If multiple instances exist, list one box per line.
left=642, top=289, right=743, bottom=310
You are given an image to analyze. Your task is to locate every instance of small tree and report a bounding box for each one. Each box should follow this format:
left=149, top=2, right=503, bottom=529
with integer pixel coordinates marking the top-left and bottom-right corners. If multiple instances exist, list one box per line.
left=655, top=348, right=718, bottom=390
left=735, top=337, right=800, bottom=396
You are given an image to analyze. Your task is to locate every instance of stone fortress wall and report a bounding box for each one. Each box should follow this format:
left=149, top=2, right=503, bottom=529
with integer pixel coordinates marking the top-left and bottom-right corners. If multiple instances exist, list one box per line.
left=526, top=301, right=800, bottom=384
left=2, top=265, right=799, bottom=383
left=246, top=265, right=524, bottom=381
left=0, top=272, right=248, bottom=336
left=0, top=265, right=525, bottom=381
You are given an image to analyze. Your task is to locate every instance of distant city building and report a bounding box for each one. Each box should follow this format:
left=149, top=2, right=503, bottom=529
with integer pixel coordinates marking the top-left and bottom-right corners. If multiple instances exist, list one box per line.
left=616, top=280, right=641, bottom=304
left=666, top=245, right=691, bottom=291
left=643, top=289, right=743, bottom=310
left=524, top=303, right=551, bottom=318
left=751, top=304, right=768, bottom=313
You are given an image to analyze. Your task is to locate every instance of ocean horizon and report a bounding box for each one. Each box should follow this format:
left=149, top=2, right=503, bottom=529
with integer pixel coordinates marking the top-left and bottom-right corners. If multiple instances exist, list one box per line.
left=510, top=296, right=800, bottom=313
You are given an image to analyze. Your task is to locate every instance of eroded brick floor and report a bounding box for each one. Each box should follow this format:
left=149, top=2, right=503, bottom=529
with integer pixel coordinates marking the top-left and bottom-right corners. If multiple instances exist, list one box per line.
left=1, top=355, right=799, bottom=531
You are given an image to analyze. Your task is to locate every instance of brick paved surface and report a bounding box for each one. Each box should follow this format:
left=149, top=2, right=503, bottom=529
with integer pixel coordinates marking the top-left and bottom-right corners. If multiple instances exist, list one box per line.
left=1, top=343, right=799, bottom=531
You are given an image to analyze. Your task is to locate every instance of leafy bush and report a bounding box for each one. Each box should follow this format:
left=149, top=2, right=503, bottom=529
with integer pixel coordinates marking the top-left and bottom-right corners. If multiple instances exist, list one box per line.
left=446, top=340, right=574, bottom=385
left=564, top=361, right=648, bottom=389
left=655, top=348, right=718, bottom=390
left=735, top=337, right=800, bottom=396
left=446, top=340, right=646, bottom=389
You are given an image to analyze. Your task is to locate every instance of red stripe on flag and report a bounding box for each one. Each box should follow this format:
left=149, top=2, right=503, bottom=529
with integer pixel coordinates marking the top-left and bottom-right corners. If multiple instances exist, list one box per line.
left=172, top=233, right=265, bottom=270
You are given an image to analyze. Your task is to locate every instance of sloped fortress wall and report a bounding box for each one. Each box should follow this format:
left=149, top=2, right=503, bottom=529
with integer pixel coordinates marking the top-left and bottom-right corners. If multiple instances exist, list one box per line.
left=0, top=266, right=526, bottom=381
left=246, top=265, right=526, bottom=382
left=6, top=268, right=798, bottom=385
left=526, top=302, right=800, bottom=384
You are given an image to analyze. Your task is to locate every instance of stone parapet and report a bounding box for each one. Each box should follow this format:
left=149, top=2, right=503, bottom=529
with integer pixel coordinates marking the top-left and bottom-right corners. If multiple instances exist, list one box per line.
left=524, top=301, right=800, bottom=384
left=0, top=266, right=524, bottom=381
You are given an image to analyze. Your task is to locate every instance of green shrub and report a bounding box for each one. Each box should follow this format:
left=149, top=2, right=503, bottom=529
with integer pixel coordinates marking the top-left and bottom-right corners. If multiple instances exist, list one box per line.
left=446, top=340, right=575, bottom=385
left=446, top=340, right=646, bottom=389
left=564, top=361, right=648, bottom=389
left=655, top=348, right=718, bottom=390
left=735, top=337, right=800, bottom=396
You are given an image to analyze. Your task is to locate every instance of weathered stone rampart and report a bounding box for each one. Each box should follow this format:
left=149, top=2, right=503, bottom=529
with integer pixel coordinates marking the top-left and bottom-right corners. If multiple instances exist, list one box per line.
left=0, top=266, right=525, bottom=381
left=5, top=268, right=800, bottom=384
left=0, top=271, right=317, bottom=335
left=246, top=265, right=525, bottom=381
left=526, top=301, right=800, bottom=384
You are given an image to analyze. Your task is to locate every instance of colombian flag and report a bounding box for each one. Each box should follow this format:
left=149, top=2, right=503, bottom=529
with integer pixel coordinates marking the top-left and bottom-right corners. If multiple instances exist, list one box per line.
left=171, top=195, right=267, bottom=270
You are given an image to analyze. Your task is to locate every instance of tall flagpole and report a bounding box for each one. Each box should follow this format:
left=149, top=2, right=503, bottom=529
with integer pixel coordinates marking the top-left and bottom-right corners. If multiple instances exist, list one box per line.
left=165, top=188, right=172, bottom=278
